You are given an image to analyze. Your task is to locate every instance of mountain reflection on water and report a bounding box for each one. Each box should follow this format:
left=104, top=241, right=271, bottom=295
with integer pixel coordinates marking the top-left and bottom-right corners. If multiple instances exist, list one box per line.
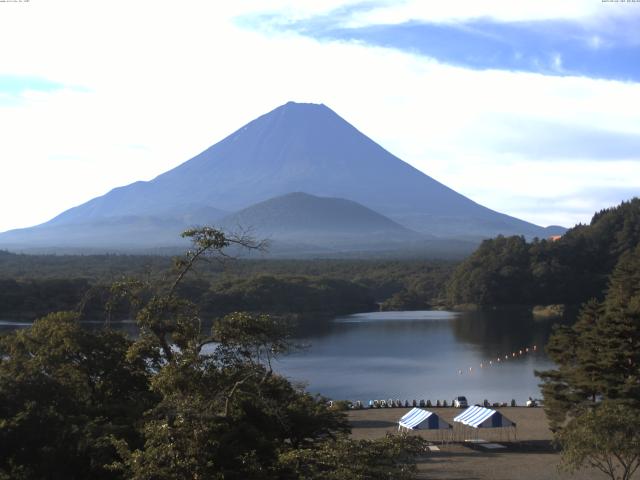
left=276, top=309, right=562, bottom=404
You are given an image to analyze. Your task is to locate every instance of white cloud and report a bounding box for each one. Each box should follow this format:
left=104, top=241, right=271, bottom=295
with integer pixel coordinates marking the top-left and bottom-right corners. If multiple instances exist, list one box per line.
left=340, top=0, right=605, bottom=26
left=589, top=35, right=603, bottom=49
left=0, top=0, right=638, bottom=232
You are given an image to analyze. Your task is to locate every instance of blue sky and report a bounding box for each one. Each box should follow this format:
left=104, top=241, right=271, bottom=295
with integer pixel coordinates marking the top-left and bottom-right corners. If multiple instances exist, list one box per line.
left=248, top=8, right=640, bottom=82
left=0, top=75, right=68, bottom=95
left=0, top=0, right=639, bottom=232
left=0, top=75, right=69, bottom=106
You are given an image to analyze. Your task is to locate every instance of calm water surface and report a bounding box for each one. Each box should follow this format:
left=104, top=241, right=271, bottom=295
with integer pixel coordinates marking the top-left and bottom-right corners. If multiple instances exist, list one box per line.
left=274, top=310, right=557, bottom=405
left=1, top=310, right=558, bottom=404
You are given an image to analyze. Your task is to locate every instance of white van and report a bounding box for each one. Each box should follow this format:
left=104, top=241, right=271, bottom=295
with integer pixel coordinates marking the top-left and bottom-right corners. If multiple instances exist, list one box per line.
left=453, top=396, right=468, bottom=408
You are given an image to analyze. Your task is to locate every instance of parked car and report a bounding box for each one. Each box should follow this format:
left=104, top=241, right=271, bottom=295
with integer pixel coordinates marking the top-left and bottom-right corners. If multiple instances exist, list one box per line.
left=453, top=396, right=468, bottom=408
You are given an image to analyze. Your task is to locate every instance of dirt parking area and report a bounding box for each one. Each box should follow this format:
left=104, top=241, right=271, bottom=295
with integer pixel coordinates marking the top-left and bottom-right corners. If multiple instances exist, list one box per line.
left=348, top=407, right=618, bottom=480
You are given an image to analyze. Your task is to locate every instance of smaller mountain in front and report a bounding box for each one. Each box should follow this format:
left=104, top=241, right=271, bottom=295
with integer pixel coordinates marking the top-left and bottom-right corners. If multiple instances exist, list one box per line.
left=0, top=101, right=567, bottom=256
left=221, top=192, right=416, bottom=239
left=218, top=192, right=438, bottom=255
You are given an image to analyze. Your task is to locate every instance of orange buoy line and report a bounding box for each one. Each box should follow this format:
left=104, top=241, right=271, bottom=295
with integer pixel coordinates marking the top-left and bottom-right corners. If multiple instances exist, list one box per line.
left=456, top=345, right=538, bottom=375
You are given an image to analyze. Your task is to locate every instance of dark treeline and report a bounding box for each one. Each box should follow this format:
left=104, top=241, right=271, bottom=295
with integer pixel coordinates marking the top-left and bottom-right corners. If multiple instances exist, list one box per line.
left=198, top=276, right=374, bottom=317
left=5, top=198, right=640, bottom=319
left=0, top=250, right=172, bottom=281
left=535, top=240, right=640, bottom=479
left=446, top=198, right=640, bottom=307
left=0, top=278, right=91, bottom=320
left=0, top=253, right=456, bottom=321
left=0, top=229, right=427, bottom=479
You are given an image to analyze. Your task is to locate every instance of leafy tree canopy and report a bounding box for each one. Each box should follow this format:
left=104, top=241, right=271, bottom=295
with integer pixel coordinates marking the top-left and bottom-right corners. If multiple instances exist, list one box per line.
left=0, top=227, right=427, bottom=479
left=447, top=198, right=640, bottom=307
left=538, top=243, right=640, bottom=479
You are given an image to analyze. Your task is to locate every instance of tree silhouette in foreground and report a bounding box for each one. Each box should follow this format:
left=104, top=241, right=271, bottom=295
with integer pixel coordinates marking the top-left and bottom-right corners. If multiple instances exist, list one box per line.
left=538, top=244, right=640, bottom=480
left=0, top=227, right=427, bottom=479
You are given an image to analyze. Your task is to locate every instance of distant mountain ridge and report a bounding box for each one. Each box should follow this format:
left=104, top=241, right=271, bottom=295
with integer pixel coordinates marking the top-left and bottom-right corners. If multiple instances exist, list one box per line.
left=219, top=192, right=420, bottom=243
left=0, top=101, right=565, bottom=255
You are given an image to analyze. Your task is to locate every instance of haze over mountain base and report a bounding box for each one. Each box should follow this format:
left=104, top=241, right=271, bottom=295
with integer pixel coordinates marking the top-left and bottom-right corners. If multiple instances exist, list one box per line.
left=0, top=102, right=564, bottom=257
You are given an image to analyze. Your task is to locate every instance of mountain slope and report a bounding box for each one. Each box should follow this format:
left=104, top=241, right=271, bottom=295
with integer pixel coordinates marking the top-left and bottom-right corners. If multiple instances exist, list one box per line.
left=219, top=192, right=420, bottom=242
left=0, top=101, right=563, bottom=253
left=0, top=205, right=227, bottom=252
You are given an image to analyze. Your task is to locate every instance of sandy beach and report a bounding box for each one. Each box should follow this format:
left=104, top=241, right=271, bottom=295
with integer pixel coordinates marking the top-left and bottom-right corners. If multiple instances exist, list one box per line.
left=349, top=407, right=617, bottom=480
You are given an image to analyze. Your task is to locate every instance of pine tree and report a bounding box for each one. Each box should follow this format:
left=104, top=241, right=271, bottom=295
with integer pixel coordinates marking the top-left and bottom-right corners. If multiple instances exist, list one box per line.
left=539, top=245, right=640, bottom=479
left=598, top=245, right=640, bottom=401
left=538, top=300, right=603, bottom=430
left=538, top=244, right=640, bottom=429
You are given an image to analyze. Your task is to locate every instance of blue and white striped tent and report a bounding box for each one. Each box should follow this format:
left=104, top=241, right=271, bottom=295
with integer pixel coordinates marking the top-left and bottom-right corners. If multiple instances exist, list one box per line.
left=453, top=405, right=516, bottom=429
left=398, top=408, right=452, bottom=431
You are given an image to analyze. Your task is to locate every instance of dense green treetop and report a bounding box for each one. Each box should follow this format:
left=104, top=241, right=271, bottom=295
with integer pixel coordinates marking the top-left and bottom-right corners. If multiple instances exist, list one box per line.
left=537, top=243, right=640, bottom=480
left=537, top=242, right=640, bottom=430
left=0, top=253, right=455, bottom=321
left=447, top=198, right=640, bottom=307
left=0, top=228, right=427, bottom=479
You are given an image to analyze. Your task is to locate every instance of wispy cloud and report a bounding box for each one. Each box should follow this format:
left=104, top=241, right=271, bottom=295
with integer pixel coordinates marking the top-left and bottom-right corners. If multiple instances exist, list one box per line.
left=468, top=117, right=640, bottom=161
left=0, top=75, right=66, bottom=95
left=505, top=187, right=640, bottom=227
left=0, top=75, right=88, bottom=107
left=0, top=0, right=638, bottom=232
left=245, top=8, right=640, bottom=81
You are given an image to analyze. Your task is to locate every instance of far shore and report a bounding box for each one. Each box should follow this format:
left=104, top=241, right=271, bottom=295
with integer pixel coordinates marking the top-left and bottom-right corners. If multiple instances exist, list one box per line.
left=348, top=407, right=613, bottom=480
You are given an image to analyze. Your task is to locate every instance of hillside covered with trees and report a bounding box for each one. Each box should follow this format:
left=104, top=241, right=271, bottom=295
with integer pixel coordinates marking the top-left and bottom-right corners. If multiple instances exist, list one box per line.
left=446, top=198, right=640, bottom=307
left=0, top=253, right=454, bottom=322
left=537, top=241, right=640, bottom=479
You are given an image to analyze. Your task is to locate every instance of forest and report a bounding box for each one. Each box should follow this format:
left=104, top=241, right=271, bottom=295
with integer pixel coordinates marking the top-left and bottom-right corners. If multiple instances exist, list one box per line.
left=3, top=200, right=640, bottom=478
left=0, top=229, right=428, bottom=479
left=0, top=252, right=454, bottom=322
left=446, top=198, right=640, bottom=308
left=3, top=198, right=640, bottom=323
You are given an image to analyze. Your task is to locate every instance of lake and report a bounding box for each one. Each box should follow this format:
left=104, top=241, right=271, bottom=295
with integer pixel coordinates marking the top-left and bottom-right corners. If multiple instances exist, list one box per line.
left=274, top=310, right=557, bottom=405
left=0, top=309, right=558, bottom=405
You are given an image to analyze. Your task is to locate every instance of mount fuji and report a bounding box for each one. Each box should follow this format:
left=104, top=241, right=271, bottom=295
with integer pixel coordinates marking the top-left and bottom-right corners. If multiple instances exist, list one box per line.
left=0, top=101, right=563, bottom=255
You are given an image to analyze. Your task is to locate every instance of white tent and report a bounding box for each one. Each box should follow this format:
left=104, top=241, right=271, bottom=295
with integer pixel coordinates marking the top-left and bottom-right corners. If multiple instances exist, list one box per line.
left=453, top=405, right=516, bottom=442
left=398, top=408, right=452, bottom=443
left=398, top=408, right=452, bottom=430
left=453, top=405, right=515, bottom=428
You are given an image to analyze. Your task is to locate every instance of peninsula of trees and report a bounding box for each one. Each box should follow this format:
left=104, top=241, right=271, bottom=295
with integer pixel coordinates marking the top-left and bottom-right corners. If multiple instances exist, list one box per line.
left=446, top=198, right=640, bottom=308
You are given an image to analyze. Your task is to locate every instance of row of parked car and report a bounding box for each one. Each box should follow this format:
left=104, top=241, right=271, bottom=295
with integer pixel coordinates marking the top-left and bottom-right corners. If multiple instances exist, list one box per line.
left=329, top=396, right=541, bottom=410
left=327, top=396, right=470, bottom=410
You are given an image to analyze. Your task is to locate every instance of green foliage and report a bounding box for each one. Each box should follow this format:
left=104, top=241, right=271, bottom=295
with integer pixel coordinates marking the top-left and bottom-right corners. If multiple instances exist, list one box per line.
left=0, top=278, right=91, bottom=320
left=1, top=228, right=427, bottom=479
left=538, top=243, right=640, bottom=479
left=203, top=275, right=376, bottom=317
left=0, top=251, right=455, bottom=322
left=538, top=244, right=640, bottom=430
left=0, top=312, right=155, bottom=480
left=558, top=401, right=640, bottom=480
left=447, top=198, right=640, bottom=306
left=277, top=434, right=427, bottom=480
left=537, top=300, right=603, bottom=430
left=446, top=235, right=532, bottom=305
